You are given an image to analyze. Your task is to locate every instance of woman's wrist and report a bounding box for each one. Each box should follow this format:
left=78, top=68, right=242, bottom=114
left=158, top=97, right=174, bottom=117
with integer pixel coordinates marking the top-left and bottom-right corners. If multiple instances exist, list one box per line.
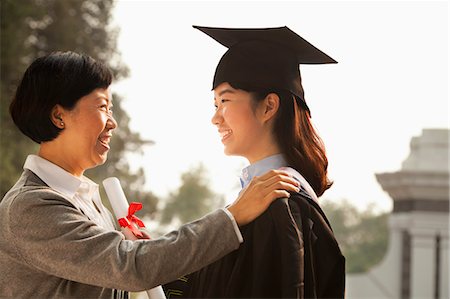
left=222, top=208, right=243, bottom=243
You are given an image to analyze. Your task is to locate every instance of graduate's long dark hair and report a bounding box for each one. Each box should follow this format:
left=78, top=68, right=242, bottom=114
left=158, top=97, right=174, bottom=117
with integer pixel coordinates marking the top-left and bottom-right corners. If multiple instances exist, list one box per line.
left=230, top=82, right=332, bottom=197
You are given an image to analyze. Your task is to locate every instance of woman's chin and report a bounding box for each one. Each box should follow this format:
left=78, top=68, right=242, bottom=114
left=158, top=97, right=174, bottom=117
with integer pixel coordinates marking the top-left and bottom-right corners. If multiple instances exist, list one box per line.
left=95, top=143, right=110, bottom=160
left=97, top=153, right=108, bottom=165
left=90, top=151, right=108, bottom=168
left=97, top=156, right=108, bottom=165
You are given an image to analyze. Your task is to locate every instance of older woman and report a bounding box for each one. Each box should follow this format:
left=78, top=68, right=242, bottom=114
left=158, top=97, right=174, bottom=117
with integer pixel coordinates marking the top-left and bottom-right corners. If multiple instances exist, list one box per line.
left=0, top=51, right=300, bottom=298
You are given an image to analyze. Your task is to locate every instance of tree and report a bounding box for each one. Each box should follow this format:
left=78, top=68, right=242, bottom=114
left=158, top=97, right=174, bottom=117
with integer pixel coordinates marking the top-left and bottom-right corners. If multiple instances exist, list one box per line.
left=0, top=0, right=158, bottom=216
left=0, top=0, right=42, bottom=195
left=160, top=164, right=225, bottom=226
left=321, top=199, right=389, bottom=273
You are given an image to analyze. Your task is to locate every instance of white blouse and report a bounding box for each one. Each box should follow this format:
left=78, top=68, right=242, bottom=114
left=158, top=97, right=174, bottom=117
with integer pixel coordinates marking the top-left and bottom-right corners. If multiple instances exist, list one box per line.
left=24, top=155, right=116, bottom=230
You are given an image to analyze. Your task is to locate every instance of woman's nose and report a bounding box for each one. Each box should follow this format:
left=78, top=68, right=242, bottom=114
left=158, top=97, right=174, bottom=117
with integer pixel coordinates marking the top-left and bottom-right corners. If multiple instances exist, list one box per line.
left=107, top=114, right=118, bottom=130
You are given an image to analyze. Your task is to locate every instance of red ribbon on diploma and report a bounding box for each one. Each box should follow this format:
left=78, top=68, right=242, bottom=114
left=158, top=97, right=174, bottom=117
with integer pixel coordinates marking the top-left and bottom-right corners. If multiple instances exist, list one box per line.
left=118, top=202, right=146, bottom=239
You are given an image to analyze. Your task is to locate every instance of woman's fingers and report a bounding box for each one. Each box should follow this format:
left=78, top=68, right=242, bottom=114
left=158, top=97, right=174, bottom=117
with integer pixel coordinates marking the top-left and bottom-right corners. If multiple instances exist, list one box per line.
left=254, top=169, right=291, bottom=182
left=263, top=189, right=291, bottom=203
left=226, top=169, right=300, bottom=226
left=250, top=170, right=300, bottom=192
left=263, top=179, right=300, bottom=193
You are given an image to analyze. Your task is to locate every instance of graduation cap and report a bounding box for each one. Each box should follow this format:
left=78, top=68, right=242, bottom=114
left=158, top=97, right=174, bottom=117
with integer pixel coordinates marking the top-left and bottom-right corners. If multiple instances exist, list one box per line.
left=193, top=25, right=336, bottom=114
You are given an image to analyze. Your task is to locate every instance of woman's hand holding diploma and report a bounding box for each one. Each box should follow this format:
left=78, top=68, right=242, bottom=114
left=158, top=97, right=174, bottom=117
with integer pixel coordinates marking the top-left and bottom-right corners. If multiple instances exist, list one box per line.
left=103, top=177, right=166, bottom=299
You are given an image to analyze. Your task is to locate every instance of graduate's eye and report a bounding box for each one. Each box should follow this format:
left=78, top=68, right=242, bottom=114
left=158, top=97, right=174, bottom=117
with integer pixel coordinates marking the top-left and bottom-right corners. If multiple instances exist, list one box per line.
left=213, top=99, right=229, bottom=110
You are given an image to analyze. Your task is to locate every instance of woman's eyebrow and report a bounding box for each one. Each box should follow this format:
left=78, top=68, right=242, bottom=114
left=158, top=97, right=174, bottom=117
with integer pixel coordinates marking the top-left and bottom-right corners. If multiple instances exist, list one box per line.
left=96, top=95, right=110, bottom=103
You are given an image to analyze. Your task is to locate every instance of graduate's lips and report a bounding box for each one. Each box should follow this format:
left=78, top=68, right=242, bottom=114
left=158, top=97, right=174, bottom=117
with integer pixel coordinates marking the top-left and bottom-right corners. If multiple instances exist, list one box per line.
left=219, top=129, right=232, bottom=142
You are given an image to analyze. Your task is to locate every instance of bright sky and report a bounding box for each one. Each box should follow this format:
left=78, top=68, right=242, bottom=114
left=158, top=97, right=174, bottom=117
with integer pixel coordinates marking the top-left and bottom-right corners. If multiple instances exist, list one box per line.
left=111, top=0, right=449, bottom=213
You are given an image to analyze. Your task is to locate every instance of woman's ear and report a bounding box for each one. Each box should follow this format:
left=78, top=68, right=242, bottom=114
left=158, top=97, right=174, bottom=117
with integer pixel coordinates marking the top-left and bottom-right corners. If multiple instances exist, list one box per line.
left=50, top=105, right=66, bottom=129
left=260, top=93, right=280, bottom=123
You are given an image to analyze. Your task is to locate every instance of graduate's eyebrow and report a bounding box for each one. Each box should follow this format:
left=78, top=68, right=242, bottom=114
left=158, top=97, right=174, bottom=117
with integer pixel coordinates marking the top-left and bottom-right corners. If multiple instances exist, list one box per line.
left=214, top=88, right=235, bottom=100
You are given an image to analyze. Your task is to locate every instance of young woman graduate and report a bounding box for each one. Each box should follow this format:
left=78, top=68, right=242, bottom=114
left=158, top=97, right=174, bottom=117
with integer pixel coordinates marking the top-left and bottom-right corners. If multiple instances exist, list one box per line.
left=163, top=26, right=346, bottom=298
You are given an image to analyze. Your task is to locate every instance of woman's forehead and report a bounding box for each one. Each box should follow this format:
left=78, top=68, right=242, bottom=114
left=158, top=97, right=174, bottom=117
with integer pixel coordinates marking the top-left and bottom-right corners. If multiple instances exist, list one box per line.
left=90, top=87, right=112, bottom=102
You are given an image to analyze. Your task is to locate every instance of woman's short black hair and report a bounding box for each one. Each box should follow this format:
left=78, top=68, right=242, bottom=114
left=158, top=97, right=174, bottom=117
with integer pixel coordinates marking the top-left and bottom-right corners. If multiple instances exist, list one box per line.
left=10, top=51, right=113, bottom=143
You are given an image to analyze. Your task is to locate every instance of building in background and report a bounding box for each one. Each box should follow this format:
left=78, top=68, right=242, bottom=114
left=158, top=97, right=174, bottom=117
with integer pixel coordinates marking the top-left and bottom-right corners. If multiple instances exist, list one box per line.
left=346, top=128, right=449, bottom=298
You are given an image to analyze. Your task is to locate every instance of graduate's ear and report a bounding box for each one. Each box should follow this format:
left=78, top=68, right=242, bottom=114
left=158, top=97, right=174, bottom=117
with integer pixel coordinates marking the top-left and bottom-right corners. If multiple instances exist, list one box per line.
left=50, top=105, right=66, bottom=129
left=260, top=93, right=280, bottom=124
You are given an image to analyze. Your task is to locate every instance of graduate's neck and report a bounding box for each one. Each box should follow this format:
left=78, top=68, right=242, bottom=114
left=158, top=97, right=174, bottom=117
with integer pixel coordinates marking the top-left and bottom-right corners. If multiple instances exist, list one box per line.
left=245, top=143, right=281, bottom=165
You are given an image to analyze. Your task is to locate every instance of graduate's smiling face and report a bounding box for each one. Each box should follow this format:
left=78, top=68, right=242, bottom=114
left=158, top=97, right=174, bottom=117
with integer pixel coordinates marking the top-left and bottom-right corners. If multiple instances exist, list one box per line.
left=212, top=82, right=271, bottom=162
left=52, top=87, right=117, bottom=175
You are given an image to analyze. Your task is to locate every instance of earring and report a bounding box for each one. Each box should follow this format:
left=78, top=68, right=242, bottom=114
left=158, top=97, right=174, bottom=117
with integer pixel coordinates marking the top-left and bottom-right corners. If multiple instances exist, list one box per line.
left=60, top=121, right=64, bottom=128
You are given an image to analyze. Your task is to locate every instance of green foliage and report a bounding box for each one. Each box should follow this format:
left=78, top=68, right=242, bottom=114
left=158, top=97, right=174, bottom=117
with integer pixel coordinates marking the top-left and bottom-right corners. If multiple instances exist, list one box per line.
left=321, top=199, right=389, bottom=273
left=0, top=0, right=158, bottom=216
left=161, top=164, right=225, bottom=225
left=0, top=0, right=41, bottom=195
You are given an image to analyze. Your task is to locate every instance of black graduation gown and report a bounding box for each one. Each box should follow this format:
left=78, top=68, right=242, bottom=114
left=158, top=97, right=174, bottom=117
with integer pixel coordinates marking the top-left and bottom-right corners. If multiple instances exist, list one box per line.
left=163, top=187, right=346, bottom=298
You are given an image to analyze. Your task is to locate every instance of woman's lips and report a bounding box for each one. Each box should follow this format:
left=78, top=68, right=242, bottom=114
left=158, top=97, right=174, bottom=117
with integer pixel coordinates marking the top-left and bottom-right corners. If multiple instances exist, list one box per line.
left=98, top=135, right=111, bottom=149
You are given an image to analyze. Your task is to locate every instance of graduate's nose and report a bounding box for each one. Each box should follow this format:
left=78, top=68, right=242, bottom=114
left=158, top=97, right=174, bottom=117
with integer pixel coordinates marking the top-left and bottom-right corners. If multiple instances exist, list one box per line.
left=211, top=107, right=222, bottom=126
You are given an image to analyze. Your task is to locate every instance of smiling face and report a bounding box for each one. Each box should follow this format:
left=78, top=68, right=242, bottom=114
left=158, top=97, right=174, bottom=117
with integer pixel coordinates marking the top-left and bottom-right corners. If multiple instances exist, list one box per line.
left=211, top=82, right=279, bottom=163
left=42, top=87, right=117, bottom=176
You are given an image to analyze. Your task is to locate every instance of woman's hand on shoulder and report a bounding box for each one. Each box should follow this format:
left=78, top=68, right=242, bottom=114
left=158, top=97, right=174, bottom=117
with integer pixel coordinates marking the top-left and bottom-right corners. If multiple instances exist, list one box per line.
left=227, top=170, right=300, bottom=226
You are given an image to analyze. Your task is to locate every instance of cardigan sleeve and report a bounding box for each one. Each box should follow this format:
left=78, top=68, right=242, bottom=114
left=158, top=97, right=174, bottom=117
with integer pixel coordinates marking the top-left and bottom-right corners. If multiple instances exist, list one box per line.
left=6, top=187, right=240, bottom=292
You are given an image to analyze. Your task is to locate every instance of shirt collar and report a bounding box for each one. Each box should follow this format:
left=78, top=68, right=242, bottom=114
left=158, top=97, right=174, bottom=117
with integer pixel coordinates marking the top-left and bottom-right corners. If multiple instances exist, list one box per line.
left=239, top=154, right=319, bottom=202
left=240, top=154, right=287, bottom=188
left=23, top=154, right=98, bottom=199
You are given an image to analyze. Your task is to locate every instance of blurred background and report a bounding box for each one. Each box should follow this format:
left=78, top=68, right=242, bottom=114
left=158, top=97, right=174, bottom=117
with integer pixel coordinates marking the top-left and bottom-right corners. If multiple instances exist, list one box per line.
left=1, top=0, right=448, bottom=298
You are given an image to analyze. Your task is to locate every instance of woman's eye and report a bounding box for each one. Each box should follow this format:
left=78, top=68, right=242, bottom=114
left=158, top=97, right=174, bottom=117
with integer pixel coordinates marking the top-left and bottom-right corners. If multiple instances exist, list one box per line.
left=221, top=99, right=229, bottom=103
left=100, top=105, right=113, bottom=115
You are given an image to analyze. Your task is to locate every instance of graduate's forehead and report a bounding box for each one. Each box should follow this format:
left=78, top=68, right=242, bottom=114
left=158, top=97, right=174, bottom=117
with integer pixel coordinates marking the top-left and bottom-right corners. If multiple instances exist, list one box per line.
left=213, top=83, right=250, bottom=103
left=214, top=83, right=237, bottom=96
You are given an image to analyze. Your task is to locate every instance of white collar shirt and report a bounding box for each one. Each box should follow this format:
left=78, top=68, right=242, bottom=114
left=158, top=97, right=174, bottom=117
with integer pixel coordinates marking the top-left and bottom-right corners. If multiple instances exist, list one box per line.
left=239, top=153, right=319, bottom=202
left=240, top=154, right=287, bottom=189
left=23, top=154, right=115, bottom=230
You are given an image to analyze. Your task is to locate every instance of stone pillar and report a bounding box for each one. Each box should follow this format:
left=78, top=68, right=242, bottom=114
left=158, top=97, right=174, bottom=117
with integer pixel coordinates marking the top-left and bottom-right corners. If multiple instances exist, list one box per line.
left=438, top=234, right=449, bottom=299
left=409, top=228, right=436, bottom=298
left=375, top=129, right=449, bottom=298
left=346, top=129, right=449, bottom=298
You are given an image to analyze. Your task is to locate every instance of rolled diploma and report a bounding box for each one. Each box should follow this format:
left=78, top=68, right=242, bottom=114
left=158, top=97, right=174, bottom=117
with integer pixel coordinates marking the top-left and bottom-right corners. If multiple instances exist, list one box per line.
left=103, top=177, right=167, bottom=299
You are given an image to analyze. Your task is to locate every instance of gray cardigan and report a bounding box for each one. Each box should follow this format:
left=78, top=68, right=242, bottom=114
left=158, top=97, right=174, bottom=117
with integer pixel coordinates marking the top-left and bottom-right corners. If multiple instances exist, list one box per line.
left=0, top=170, right=240, bottom=298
